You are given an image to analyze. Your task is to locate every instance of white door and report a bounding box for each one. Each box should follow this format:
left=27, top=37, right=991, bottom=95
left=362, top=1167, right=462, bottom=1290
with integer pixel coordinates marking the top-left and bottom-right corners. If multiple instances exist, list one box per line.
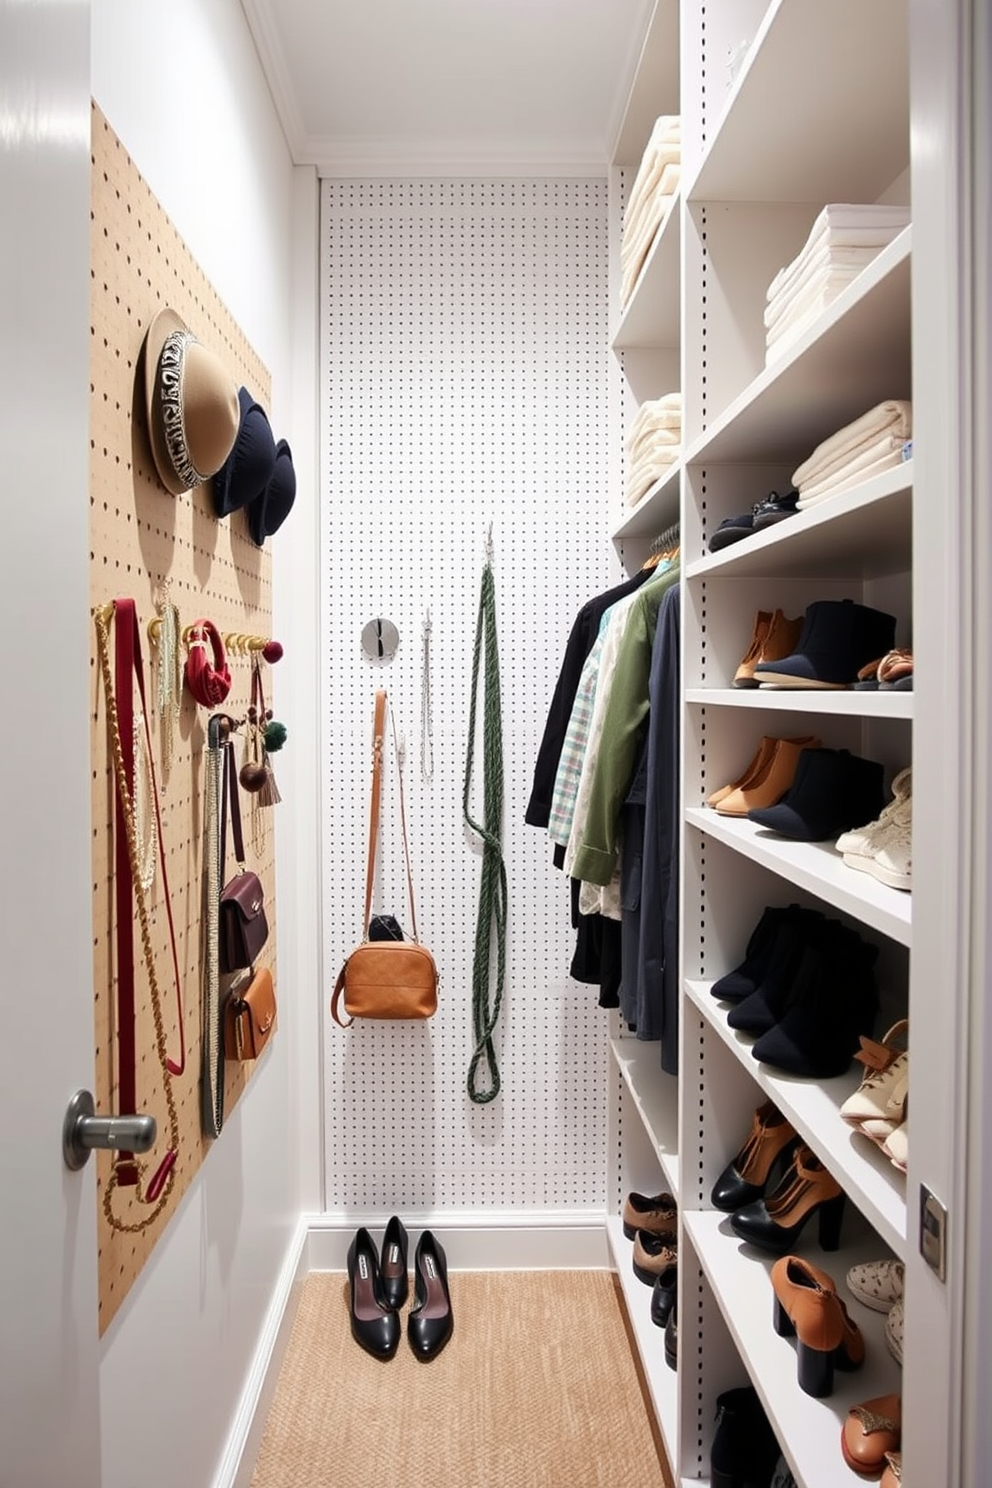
left=0, top=2, right=102, bottom=1483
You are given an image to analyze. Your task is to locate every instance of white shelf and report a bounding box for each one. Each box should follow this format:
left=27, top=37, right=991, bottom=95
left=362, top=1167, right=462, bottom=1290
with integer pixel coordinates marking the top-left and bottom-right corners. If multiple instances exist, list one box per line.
left=685, top=980, right=907, bottom=1256
left=686, top=464, right=913, bottom=582
left=613, top=192, right=681, bottom=351
left=684, top=230, right=911, bottom=467
left=610, top=1037, right=680, bottom=1199
left=684, top=807, right=912, bottom=948
left=609, top=0, right=680, bottom=168
left=686, top=0, right=908, bottom=204
left=606, top=1215, right=679, bottom=1466
left=611, top=462, right=680, bottom=544
left=686, top=689, right=913, bottom=721
left=685, top=1210, right=904, bottom=1488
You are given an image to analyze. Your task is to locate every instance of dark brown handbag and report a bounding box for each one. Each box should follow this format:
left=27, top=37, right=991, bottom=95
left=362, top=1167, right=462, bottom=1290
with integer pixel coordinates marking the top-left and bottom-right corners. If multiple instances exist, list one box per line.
left=225, top=965, right=277, bottom=1060
left=220, top=737, right=269, bottom=974
left=331, top=690, right=438, bottom=1026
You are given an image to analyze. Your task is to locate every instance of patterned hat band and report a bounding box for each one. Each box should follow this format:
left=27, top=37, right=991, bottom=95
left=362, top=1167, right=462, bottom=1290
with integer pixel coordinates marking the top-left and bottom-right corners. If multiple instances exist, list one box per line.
left=158, top=331, right=206, bottom=489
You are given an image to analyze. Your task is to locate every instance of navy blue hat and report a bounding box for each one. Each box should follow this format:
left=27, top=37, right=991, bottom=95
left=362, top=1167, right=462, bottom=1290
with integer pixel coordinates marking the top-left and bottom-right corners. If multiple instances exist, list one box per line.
left=211, top=386, right=277, bottom=518
left=247, top=438, right=296, bottom=546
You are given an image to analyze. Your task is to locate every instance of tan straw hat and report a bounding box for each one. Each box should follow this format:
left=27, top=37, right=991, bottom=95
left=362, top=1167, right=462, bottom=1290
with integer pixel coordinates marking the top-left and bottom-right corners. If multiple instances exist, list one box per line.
left=142, top=308, right=240, bottom=495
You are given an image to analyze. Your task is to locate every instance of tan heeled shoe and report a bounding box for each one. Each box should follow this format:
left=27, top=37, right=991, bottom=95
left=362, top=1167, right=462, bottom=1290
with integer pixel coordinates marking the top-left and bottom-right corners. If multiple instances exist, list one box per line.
left=715, top=735, right=822, bottom=817
left=706, top=734, right=777, bottom=808
left=734, top=608, right=804, bottom=687
left=771, top=1254, right=865, bottom=1396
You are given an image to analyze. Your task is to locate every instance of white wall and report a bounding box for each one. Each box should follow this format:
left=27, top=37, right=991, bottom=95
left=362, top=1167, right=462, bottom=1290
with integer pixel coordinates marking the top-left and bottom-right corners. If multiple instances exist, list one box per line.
left=91, top=4, right=321, bottom=1486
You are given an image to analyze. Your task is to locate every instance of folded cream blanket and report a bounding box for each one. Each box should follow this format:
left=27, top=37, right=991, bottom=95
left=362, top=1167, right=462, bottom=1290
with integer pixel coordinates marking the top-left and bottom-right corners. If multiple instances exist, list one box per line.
left=796, top=446, right=908, bottom=507
left=792, top=400, right=913, bottom=488
left=765, top=276, right=868, bottom=363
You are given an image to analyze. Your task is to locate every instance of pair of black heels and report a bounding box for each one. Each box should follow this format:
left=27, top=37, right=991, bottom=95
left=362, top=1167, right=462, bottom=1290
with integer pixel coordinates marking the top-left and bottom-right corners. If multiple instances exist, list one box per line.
left=347, top=1218, right=453, bottom=1362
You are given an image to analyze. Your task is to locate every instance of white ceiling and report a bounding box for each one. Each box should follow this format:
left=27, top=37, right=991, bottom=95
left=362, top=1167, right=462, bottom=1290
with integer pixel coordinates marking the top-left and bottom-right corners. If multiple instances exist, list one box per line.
left=241, top=0, right=657, bottom=175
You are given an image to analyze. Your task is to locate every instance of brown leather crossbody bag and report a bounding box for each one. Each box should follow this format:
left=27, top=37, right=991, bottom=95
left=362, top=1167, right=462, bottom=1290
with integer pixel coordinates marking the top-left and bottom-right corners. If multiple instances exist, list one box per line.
left=331, top=690, right=438, bottom=1026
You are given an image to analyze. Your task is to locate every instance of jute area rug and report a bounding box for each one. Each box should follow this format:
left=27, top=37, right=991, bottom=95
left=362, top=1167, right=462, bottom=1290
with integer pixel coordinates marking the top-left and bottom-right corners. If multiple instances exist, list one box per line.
left=251, top=1269, right=673, bottom=1488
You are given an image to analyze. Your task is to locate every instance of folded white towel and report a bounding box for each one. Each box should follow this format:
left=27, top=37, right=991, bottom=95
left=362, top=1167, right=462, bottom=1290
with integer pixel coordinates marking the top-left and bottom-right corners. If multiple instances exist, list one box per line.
left=766, top=266, right=868, bottom=337
left=795, top=447, right=907, bottom=507
left=792, top=400, right=913, bottom=488
left=768, top=209, right=910, bottom=302
left=626, top=411, right=682, bottom=448
left=620, top=165, right=681, bottom=305
left=622, top=151, right=681, bottom=255
left=765, top=248, right=885, bottom=328
left=764, top=278, right=867, bottom=363
left=625, top=449, right=679, bottom=507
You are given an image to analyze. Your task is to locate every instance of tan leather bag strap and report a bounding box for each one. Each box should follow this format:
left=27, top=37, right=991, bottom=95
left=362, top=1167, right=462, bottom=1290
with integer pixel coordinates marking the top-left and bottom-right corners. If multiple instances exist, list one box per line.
left=363, top=690, right=420, bottom=941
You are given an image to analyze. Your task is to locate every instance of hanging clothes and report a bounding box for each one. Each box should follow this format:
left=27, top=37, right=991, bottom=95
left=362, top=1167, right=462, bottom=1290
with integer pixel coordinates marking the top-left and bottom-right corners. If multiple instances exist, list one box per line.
left=525, top=568, right=654, bottom=830
left=570, top=562, right=680, bottom=887
left=619, top=582, right=681, bottom=1072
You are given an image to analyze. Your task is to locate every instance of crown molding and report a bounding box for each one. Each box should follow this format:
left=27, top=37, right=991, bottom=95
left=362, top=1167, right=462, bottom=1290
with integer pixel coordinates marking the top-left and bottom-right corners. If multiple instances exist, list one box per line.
left=240, top=0, right=309, bottom=162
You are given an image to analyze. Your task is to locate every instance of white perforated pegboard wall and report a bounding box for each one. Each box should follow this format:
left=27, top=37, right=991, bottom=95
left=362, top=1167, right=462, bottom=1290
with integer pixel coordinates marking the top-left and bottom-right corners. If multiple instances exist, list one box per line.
left=320, top=179, right=620, bottom=1214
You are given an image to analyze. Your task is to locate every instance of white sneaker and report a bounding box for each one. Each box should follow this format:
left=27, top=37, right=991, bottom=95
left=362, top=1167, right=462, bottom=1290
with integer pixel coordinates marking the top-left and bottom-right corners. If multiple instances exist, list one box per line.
left=862, top=810, right=912, bottom=890
left=841, top=797, right=912, bottom=890
left=835, top=767, right=912, bottom=856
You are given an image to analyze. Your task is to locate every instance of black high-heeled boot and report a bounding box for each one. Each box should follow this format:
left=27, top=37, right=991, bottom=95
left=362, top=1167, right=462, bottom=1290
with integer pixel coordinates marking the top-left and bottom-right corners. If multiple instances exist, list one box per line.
left=711, top=904, right=802, bottom=1003
left=726, top=911, right=826, bottom=1034
left=752, top=932, right=879, bottom=1078
left=347, top=1227, right=400, bottom=1360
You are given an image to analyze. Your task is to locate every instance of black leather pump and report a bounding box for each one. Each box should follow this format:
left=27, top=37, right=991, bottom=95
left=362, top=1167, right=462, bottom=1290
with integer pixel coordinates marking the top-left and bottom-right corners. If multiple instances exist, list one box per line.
left=407, top=1230, right=453, bottom=1361
left=380, top=1215, right=409, bottom=1311
left=347, top=1227, right=400, bottom=1360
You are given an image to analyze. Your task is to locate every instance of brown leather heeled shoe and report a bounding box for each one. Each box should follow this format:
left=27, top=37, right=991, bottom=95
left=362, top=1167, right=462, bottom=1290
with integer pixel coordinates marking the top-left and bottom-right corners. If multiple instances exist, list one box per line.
left=841, top=1393, right=902, bottom=1475
left=711, top=1100, right=799, bottom=1211
left=715, top=735, right=822, bottom=817
left=771, top=1254, right=865, bottom=1396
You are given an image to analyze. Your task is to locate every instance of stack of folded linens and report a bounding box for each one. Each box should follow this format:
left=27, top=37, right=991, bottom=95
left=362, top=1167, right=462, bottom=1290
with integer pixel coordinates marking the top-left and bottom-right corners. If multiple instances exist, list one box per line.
left=620, top=116, right=681, bottom=309
left=625, top=392, right=682, bottom=509
left=793, top=400, right=912, bottom=509
left=765, top=203, right=911, bottom=364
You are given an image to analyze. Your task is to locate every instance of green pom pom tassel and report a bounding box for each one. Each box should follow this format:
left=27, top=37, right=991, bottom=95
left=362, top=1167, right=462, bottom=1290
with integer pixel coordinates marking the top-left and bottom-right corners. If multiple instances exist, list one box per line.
left=264, top=720, right=288, bottom=753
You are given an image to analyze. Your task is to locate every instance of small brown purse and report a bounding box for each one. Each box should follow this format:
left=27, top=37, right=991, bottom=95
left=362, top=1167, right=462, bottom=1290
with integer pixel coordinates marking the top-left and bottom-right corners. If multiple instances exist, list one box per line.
left=225, top=965, right=277, bottom=1060
left=331, top=691, right=438, bottom=1027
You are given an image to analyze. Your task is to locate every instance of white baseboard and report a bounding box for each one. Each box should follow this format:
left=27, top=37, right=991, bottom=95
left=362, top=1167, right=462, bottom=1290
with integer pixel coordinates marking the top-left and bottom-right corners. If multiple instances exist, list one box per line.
left=305, top=1208, right=611, bottom=1271
left=213, top=1215, right=310, bottom=1488
left=216, top=1210, right=611, bottom=1488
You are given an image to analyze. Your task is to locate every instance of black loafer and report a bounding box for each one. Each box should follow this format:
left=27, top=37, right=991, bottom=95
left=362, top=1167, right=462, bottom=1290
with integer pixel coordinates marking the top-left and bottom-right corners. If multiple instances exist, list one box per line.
left=650, top=1265, right=678, bottom=1329
left=380, top=1215, right=409, bottom=1311
left=407, top=1230, right=453, bottom=1361
left=347, top=1227, right=400, bottom=1360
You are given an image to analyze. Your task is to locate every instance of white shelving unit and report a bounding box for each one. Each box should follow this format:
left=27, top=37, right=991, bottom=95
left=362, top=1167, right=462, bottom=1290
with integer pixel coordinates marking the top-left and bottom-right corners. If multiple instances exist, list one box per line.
left=600, top=1, right=965, bottom=1483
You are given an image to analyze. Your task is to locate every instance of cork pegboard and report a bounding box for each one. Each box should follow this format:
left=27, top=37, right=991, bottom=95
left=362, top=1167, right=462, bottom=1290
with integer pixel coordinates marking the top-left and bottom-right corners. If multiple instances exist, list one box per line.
left=89, top=104, right=276, bottom=1334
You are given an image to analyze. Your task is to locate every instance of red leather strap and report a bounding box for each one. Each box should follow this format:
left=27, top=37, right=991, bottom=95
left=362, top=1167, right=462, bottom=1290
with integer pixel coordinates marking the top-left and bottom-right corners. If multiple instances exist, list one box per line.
left=184, top=619, right=231, bottom=707
left=114, top=602, right=139, bottom=1184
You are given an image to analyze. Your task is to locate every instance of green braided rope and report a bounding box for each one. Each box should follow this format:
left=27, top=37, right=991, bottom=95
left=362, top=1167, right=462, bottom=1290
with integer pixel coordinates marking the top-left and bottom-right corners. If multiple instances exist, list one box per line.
left=463, top=559, right=508, bottom=1104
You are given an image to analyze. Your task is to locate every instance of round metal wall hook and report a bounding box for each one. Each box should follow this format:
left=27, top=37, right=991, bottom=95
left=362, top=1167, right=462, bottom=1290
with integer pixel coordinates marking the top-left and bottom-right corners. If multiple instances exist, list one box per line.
left=361, top=617, right=400, bottom=663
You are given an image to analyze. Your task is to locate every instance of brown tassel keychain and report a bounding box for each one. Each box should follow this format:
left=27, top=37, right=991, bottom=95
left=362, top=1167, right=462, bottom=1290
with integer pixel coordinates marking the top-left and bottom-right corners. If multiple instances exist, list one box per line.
left=240, top=656, right=286, bottom=808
